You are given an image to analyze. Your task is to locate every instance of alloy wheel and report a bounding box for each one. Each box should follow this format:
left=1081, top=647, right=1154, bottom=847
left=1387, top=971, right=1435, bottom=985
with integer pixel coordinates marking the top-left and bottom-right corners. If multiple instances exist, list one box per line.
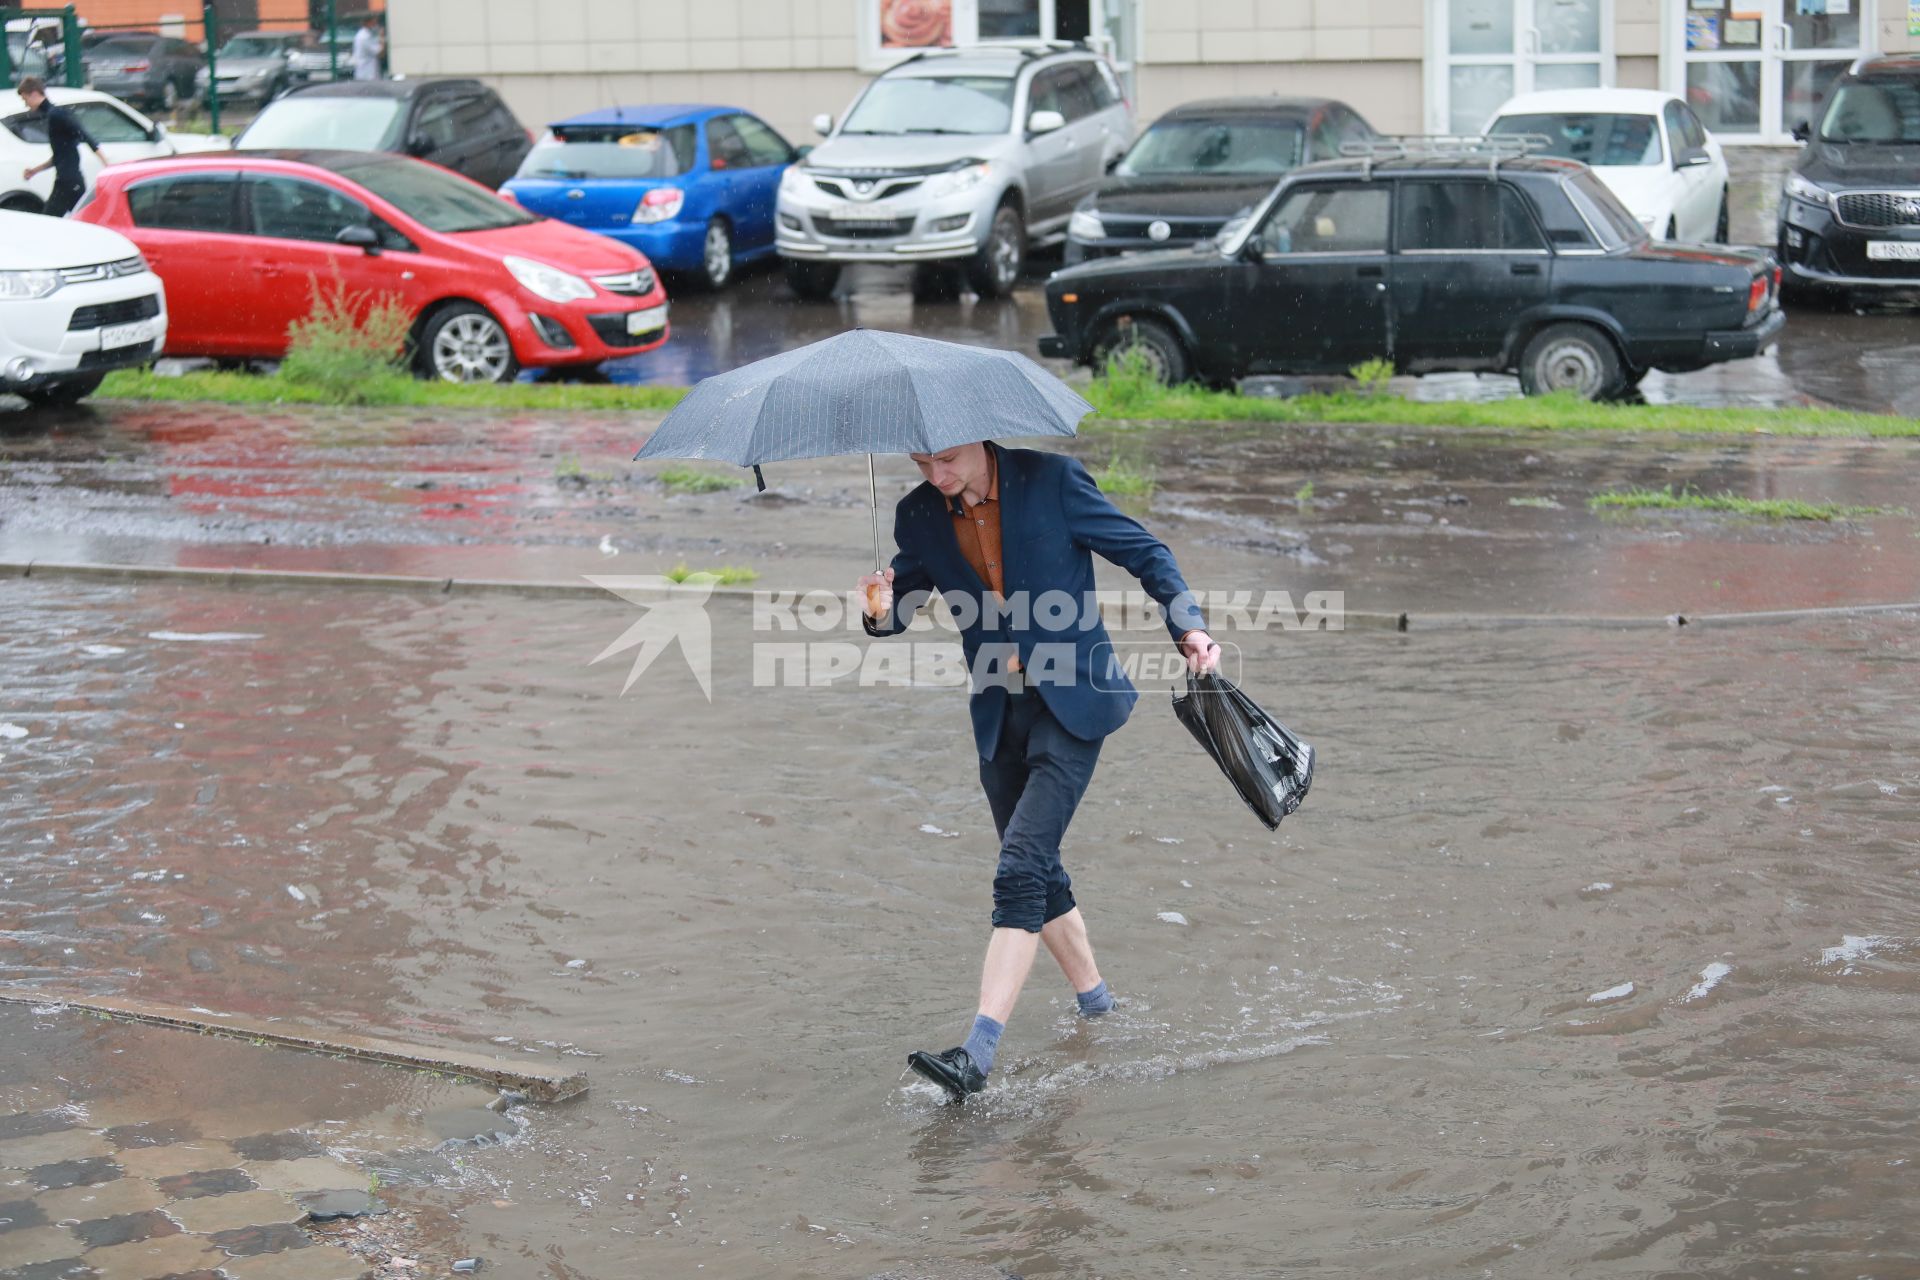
left=432, top=313, right=512, bottom=383
left=704, top=221, right=732, bottom=288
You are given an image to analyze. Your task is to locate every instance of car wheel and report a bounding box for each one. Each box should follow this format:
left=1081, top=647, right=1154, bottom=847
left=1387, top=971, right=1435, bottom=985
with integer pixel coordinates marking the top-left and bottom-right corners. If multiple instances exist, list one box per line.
left=965, top=202, right=1025, bottom=299
left=0, top=192, right=42, bottom=214
left=1715, top=190, right=1730, bottom=243
left=783, top=259, right=841, bottom=301
left=161, top=79, right=178, bottom=111
left=19, top=374, right=104, bottom=408
left=1094, top=315, right=1191, bottom=387
left=698, top=218, right=733, bottom=290
left=416, top=303, right=519, bottom=384
left=1518, top=322, right=1622, bottom=400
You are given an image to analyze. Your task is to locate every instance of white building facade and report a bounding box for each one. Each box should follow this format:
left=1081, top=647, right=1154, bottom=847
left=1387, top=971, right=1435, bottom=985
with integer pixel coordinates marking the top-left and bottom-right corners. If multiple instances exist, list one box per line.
left=387, top=0, right=1918, bottom=147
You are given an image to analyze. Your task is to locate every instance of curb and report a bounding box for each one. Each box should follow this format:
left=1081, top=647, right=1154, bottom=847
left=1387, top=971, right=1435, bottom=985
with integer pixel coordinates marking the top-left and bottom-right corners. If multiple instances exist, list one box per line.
left=4, top=559, right=1917, bottom=632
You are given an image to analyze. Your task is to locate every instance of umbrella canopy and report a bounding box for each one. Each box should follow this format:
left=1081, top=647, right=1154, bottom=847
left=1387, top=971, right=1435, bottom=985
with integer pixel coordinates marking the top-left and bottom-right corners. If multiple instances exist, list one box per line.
left=632, top=329, right=1093, bottom=467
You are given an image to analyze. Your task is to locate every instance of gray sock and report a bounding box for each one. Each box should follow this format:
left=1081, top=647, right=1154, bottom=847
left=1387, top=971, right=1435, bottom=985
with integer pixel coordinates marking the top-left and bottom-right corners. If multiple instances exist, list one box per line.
left=1076, top=980, right=1114, bottom=1017
left=962, top=1013, right=1004, bottom=1075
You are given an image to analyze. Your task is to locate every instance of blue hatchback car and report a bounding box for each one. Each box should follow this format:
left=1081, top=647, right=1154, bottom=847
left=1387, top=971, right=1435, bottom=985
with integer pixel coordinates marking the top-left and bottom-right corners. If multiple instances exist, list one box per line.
left=500, top=104, right=801, bottom=290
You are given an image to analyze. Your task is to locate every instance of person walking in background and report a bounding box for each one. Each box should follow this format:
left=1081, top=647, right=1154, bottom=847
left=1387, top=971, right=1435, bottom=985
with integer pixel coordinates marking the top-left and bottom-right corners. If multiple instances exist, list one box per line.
left=17, top=77, right=105, bottom=218
left=857, top=440, right=1220, bottom=1102
left=350, top=15, right=384, bottom=81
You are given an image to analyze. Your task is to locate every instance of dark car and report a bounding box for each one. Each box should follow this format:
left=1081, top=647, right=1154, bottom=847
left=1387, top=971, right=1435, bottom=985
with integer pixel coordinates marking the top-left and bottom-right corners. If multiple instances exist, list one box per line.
left=1778, top=53, right=1920, bottom=301
left=1065, top=96, right=1374, bottom=263
left=236, top=78, right=530, bottom=190
left=82, top=34, right=203, bottom=113
left=1039, top=142, right=1783, bottom=400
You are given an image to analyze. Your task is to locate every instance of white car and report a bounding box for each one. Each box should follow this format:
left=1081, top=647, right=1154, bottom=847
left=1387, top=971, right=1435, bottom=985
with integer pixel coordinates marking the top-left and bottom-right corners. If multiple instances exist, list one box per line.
left=0, top=87, right=231, bottom=214
left=0, top=210, right=166, bottom=407
left=1486, top=88, right=1729, bottom=243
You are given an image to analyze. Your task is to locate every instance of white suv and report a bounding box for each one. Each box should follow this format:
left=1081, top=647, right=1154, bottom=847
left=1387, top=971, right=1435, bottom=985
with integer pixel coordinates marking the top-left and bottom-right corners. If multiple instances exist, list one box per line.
left=778, top=43, right=1132, bottom=299
left=1, top=210, right=166, bottom=407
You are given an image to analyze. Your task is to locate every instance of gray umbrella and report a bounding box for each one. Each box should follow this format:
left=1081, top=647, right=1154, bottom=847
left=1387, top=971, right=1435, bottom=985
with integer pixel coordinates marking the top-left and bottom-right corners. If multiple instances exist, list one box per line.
left=632, top=329, right=1094, bottom=567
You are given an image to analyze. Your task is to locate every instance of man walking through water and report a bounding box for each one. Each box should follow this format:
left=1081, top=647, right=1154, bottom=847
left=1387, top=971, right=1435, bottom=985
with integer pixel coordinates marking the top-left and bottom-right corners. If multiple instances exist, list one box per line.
left=17, top=77, right=105, bottom=218
left=858, top=440, right=1219, bottom=1102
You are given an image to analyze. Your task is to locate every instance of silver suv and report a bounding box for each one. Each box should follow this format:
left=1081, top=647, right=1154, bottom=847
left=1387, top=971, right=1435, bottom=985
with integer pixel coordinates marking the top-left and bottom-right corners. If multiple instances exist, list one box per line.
left=777, top=43, right=1132, bottom=299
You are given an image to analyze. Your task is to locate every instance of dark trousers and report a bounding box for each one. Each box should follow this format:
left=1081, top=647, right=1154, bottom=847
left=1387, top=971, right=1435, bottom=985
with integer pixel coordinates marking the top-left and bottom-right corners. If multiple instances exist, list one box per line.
left=978, top=691, right=1104, bottom=932
left=43, top=174, right=85, bottom=218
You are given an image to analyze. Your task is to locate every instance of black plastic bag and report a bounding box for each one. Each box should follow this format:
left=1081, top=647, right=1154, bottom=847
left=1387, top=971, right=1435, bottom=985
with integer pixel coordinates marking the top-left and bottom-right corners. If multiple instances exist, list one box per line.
left=1171, top=671, right=1314, bottom=830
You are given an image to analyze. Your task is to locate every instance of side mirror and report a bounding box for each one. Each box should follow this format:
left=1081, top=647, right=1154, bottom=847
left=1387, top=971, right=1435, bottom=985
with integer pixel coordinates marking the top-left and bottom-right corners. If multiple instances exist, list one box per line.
left=336, top=224, right=381, bottom=254
left=1675, top=146, right=1711, bottom=169
left=1791, top=119, right=1811, bottom=143
left=149, top=122, right=167, bottom=142
left=1027, top=109, right=1066, bottom=136
left=405, top=132, right=433, bottom=157
left=793, top=144, right=812, bottom=160
left=1104, top=153, right=1122, bottom=174
left=1240, top=234, right=1266, bottom=262
left=811, top=113, right=833, bottom=137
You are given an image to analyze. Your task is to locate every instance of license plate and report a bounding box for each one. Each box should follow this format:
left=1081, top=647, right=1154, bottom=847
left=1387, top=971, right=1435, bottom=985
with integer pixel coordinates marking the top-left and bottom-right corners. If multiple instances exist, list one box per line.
left=625, top=305, right=668, bottom=336
left=826, top=203, right=900, bottom=222
left=1866, top=241, right=1920, bottom=261
left=99, top=319, right=159, bottom=350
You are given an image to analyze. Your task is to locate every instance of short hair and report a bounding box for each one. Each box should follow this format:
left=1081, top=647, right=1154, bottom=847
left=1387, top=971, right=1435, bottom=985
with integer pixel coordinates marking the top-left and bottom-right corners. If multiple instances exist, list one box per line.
left=17, top=75, right=45, bottom=96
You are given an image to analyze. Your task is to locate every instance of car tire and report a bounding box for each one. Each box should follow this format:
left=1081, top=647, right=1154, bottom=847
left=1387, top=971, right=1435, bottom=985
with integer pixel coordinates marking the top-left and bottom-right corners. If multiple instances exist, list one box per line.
left=697, top=217, right=733, bottom=290
left=965, top=201, right=1025, bottom=299
left=0, top=192, right=42, bottom=214
left=1715, top=190, right=1730, bottom=243
left=1094, top=315, right=1191, bottom=387
left=20, top=374, right=104, bottom=408
left=415, top=302, right=519, bottom=384
left=1517, top=323, right=1622, bottom=400
left=783, top=259, right=841, bottom=301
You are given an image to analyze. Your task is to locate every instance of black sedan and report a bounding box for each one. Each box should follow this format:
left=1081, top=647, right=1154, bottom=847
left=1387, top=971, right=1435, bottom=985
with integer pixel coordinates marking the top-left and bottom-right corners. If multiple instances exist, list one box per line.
left=1040, top=149, right=1783, bottom=400
left=236, top=78, right=531, bottom=191
left=1065, top=96, right=1375, bottom=263
left=1779, top=54, right=1920, bottom=301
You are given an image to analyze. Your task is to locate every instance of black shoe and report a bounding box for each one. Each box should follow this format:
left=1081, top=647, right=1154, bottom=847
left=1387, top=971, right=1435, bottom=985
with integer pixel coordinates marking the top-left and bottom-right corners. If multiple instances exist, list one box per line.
left=907, top=1047, right=987, bottom=1102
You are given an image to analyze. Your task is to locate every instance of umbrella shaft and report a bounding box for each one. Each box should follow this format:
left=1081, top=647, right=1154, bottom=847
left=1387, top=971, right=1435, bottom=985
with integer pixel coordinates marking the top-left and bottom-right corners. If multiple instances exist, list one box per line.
left=869, top=453, right=881, bottom=570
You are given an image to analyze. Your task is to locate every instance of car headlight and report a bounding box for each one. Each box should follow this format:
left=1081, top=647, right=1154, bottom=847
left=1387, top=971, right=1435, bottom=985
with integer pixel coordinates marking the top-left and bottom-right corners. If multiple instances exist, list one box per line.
left=924, top=161, right=990, bottom=199
left=633, top=187, right=684, bottom=223
left=0, top=269, right=60, bottom=301
left=779, top=166, right=807, bottom=195
left=252, top=67, right=272, bottom=78
left=504, top=255, right=595, bottom=302
left=1784, top=173, right=1831, bottom=207
left=1068, top=208, right=1105, bottom=241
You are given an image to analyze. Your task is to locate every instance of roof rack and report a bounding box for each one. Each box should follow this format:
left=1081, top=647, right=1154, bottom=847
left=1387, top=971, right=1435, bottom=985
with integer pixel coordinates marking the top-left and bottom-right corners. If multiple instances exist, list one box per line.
left=1338, top=133, right=1551, bottom=179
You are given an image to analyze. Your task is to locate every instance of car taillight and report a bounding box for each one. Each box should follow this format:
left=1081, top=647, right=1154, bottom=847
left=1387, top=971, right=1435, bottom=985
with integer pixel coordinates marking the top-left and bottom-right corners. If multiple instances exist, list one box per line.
left=123, top=60, right=150, bottom=72
left=1746, top=275, right=1768, bottom=312
left=634, top=187, right=684, bottom=223
left=1772, top=266, right=1782, bottom=294
left=498, top=188, right=518, bottom=202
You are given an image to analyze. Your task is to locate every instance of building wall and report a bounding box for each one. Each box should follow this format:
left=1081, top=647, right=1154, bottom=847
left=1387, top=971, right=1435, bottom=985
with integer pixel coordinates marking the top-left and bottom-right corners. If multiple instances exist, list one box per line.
left=65, top=0, right=351, bottom=42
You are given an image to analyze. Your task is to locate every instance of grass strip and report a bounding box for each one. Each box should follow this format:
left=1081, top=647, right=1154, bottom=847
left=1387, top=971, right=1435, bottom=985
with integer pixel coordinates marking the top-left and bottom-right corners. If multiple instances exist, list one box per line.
left=100, top=368, right=687, bottom=412
left=97, top=368, right=1919, bottom=439
left=657, top=465, right=748, bottom=494
left=1589, top=486, right=1902, bottom=520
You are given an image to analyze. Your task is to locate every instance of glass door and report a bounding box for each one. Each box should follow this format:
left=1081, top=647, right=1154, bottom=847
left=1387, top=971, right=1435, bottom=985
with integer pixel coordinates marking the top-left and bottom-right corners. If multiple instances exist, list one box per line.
left=1672, top=0, right=1871, bottom=142
left=1435, top=0, right=1614, bottom=134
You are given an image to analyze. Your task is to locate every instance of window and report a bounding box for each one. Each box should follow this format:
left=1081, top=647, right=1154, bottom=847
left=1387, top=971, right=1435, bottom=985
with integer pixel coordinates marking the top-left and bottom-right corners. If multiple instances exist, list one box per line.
left=335, top=156, right=535, bottom=232
left=3, top=111, right=51, bottom=144
left=1056, top=64, right=1101, bottom=121
left=1662, top=102, right=1692, bottom=159
left=1676, top=104, right=1709, bottom=151
left=1087, top=61, right=1121, bottom=111
left=1310, top=111, right=1341, bottom=160
left=1259, top=185, right=1389, bottom=256
left=1562, top=171, right=1645, bottom=249
left=480, top=95, right=521, bottom=139
left=1491, top=113, right=1661, bottom=167
left=68, top=102, right=151, bottom=145
left=521, top=124, right=698, bottom=179
left=706, top=116, right=751, bottom=169
left=1396, top=182, right=1545, bottom=252
left=731, top=113, right=795, bottom=166
left=414, top=94, right=487, bottom=149
left=127, top=174, right=239, bottom=232
left=249, top=175, right=372, bottom=243
left=1027, top=67, right=1071, bottom=120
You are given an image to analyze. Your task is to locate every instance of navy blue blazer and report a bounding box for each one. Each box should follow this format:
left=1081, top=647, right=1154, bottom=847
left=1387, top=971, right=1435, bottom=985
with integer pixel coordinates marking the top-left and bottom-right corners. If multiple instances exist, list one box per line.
left=864, top=443, right=1207, bottom=760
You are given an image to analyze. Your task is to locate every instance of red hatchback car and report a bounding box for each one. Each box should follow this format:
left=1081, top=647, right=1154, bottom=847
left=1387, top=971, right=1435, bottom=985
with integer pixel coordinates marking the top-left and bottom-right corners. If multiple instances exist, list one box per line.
left=77, top=149, right=670, bottom=382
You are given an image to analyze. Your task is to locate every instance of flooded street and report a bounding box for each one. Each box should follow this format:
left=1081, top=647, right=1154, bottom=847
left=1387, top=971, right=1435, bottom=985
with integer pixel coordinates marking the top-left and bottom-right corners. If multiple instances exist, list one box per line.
left=2, top=571, right=1916, bottom=1277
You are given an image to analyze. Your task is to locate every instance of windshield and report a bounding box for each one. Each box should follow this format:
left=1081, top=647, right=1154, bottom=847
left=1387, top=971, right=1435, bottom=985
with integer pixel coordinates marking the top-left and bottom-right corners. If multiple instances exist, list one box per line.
left=1818, top=79, right=1920, bottom=143
left=1491, top=113, right=1662, bottom=166
left=1563, top=170, right=1647, bottom=249
left=518, top=125, right=696, bottom=179
left=220, top=36, right=289, bottom=58
left=340, top=158, right=537, bottom=232
left=841, top=75, right=1015, bottom=136
left=240, top=97, right=404, bottom=151
left=1118, top=119, right=1304, bottom=177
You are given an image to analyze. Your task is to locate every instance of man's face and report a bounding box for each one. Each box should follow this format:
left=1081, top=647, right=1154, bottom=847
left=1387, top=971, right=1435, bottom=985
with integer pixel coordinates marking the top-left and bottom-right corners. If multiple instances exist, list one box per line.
left=909, top=444, right=986, bottom=498
left=21, top=89, right=45, bottom=111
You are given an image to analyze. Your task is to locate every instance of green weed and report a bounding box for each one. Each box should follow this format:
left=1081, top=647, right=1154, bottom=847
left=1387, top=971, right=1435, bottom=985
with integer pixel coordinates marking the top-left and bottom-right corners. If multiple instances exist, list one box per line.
left=665, top=563, right=759, bottom=585
left=1588, top=486, right=1899, bottom=521
left=657, top=465, right=746, bottom=494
